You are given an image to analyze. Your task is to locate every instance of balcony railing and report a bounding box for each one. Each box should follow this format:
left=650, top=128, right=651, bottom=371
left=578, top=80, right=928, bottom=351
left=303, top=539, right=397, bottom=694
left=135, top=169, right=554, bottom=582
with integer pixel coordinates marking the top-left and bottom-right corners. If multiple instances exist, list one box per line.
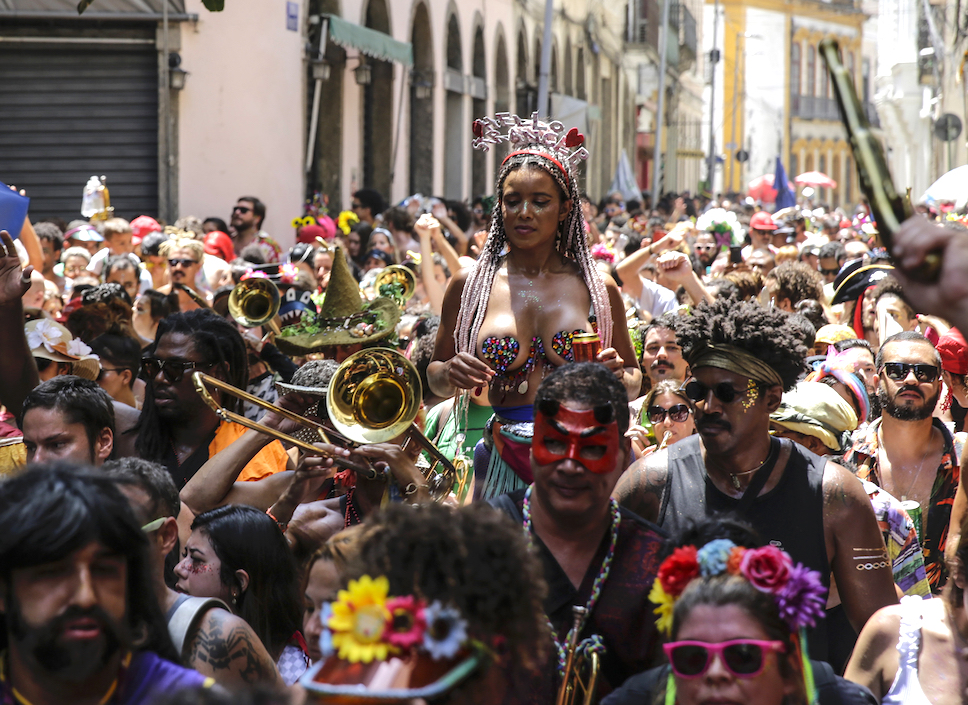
left=790, top=94, right=841, bottom=121
left=680, top=5, right=697, bottom=64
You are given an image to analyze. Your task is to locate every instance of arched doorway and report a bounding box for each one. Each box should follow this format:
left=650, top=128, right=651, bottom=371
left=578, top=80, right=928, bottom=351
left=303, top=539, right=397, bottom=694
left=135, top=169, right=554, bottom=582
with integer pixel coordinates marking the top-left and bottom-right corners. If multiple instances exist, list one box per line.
left=444, top=12, right=464, bottom=200
left=516, top=26, right=531, bottom=115
left=409, top=3, right=434, bottom=196
left=564, top=39, right=572, bottom=96
left=363, top=0, right=393, bottom=199
left=471, top=24, right=487, bottom=198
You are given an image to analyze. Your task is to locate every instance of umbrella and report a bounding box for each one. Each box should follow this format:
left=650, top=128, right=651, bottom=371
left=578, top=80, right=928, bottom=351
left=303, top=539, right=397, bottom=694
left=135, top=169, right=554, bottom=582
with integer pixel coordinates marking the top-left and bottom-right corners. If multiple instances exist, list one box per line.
left=795, top=171, right=837, bottom=189
left=921, top=164, right=968, bottom=209
left=748, top=174, right=778, bottom=202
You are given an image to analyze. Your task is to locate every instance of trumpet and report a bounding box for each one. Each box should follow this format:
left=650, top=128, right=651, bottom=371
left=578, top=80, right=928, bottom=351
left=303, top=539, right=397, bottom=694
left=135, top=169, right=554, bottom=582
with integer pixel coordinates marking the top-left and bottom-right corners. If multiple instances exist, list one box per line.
left=229, top=278, right=282, bottom=336
left=373, top=265, right=416, bottom=307
left=556, top=606, right=600, bottom=705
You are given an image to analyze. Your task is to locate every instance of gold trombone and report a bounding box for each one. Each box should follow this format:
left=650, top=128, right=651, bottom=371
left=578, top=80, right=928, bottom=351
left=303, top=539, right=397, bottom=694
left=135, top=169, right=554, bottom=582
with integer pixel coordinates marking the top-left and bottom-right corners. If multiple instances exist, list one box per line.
left=556, top=606, right=601, bottom=705
left=191, top=348, right=460, bottom=500
left=228, top=278, right=282, bottom=336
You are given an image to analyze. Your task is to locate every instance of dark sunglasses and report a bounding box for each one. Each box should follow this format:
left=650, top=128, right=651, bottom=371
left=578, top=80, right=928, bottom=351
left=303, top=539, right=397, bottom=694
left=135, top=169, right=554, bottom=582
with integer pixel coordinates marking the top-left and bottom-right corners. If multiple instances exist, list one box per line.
left=683, top=379, right=752, bottom=405
left=142, top=357, right=214, bottom=384
left=34, top=357, right=55, bottom=372
left=648, top=403, right=691, bottom=424
left=232, top=205, right=252, bottom=214
left=880, top=362, right=939, bottom=383
left=664, top=639, right=786, bottom=679
left=168, top=258, right=197, bottom=268
left=819, top=267, right=840, bottom=276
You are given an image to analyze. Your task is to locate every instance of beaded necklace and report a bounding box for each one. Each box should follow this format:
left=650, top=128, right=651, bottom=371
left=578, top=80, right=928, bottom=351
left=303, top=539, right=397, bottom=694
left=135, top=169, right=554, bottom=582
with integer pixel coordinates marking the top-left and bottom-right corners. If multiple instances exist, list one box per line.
left=521, top=485, right=620, bottom=675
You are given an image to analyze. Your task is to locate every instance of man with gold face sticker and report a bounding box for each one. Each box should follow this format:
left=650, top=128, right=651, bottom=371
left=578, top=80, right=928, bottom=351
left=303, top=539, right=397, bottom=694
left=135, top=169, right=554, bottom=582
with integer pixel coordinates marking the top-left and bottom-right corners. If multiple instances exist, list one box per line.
left=490, top=362, right=666, bottom=701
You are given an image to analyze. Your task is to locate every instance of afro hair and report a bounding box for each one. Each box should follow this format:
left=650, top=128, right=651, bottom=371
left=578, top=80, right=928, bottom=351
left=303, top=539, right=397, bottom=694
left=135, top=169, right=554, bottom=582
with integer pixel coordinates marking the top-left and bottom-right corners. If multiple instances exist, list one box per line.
left=676, top=298, right=807, bottom=391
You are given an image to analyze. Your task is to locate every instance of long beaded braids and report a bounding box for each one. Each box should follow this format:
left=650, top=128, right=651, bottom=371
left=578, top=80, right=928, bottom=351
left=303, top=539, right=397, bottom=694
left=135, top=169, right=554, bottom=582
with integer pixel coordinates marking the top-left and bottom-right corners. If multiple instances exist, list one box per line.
left=456, top=125, right=613, bottom=362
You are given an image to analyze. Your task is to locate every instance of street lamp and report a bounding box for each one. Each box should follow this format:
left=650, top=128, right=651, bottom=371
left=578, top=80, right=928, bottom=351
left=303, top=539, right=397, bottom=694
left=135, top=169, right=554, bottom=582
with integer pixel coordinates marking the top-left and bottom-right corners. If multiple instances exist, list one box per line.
left=411, top=69, right=434, bottom=100
left=728, top=32, right=761, bottom=192
left=311, top=58, right=331, bottom=81
left=354, top=60, right=372, bottom=86
left=168, top=52, right=188, bottom=90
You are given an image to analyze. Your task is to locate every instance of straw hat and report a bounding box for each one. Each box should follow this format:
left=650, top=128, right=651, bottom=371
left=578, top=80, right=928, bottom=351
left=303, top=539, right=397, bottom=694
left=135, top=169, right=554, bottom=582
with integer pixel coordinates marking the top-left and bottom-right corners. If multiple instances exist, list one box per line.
left=25, top=319, right=101, bottom=381
left=275, top=246, right=399, bottom=354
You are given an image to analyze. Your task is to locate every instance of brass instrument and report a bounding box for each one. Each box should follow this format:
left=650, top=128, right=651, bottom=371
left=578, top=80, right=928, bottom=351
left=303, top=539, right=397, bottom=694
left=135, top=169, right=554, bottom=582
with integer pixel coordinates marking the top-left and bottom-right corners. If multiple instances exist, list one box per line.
left=820, top=38, right=940, bottom=282
left=556, top=606, right=600, bottom=705
left=373, top=264, right=416, bottom=307
left=173, top=283, right=211, bottom=310
left=229, top=277, right=282, bottom=335
left=327, top=348, right=460, bottom=500
left=191, top=371, right=371, bottom=474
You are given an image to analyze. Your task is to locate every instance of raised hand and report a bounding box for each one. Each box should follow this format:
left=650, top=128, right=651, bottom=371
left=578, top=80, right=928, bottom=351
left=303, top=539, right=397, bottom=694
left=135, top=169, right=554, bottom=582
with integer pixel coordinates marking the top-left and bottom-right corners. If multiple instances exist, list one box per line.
left=0, top=230, right=31, bottom=306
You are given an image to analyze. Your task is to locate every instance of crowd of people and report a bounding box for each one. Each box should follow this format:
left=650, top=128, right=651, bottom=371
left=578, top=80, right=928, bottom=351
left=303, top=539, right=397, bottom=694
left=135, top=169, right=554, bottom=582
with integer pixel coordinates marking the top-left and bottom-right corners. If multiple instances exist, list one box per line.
left=3, top=111, right=968, bottom=705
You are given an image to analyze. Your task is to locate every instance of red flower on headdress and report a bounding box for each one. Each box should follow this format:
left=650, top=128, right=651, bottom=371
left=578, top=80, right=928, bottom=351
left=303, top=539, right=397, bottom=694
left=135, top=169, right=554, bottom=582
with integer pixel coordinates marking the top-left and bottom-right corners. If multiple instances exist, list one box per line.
left=740, top=545, right=792, bottom=593
left=564, top=127, right=584, bottom=148
left=472, top=120, right=484, bottom=138
left=657, top=546, right=700, bottom=597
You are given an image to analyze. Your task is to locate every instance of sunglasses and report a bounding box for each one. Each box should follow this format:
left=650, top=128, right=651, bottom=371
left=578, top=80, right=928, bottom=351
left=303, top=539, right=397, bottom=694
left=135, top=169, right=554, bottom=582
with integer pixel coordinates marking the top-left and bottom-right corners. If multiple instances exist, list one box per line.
left=683, top=379, right=753, bottom=405
left=232, top=205, right=252, bottom=214
left=819, top=267, right=840, bottom=276
left=880, top=362, right=940, bottom=383
left=664, top=639, right=786, bottom=679
left=34, top=357, right=55, bottom=372
left=168, top=258, right=197, bottom=268
left=142, top=357, right=215, bottom=384
left=648, top=403, right=691, bottom=424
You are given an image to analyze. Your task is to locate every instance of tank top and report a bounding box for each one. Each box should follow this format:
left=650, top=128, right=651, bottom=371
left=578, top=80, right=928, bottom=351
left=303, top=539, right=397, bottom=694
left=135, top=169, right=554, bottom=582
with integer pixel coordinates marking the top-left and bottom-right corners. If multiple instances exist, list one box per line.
left=880, top=596, right=932, bottom=705
left=660, top=435, right=831, bottom=661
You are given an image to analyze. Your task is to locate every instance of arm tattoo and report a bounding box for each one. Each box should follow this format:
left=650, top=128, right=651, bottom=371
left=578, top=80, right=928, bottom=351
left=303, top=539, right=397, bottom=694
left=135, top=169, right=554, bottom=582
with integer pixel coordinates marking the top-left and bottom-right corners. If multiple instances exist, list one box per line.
left=189, top=610, right=277, bottom=685
left=615, top=453, right=668, bottom=521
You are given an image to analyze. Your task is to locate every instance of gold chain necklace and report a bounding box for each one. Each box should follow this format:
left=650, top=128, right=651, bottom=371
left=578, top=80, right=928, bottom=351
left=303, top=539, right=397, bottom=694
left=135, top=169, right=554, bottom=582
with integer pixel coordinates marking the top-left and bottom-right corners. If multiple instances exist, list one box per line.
left=878, top=426, right=934, bottom=501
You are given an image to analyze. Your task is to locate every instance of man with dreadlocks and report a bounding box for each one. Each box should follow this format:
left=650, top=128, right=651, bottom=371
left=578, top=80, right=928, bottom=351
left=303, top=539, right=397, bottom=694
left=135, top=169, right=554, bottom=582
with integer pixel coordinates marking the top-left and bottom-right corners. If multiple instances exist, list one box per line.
left=428, top=114, right=640, bottom=499
left=133, top=309, right=289, bottom=487
left=614, top=299, right=897, bottom=666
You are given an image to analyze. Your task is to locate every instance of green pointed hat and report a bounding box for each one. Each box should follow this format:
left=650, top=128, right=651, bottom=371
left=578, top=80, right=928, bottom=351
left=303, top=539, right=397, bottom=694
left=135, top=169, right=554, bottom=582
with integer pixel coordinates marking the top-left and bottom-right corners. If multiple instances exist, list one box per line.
left=275, top=246, right=399, bottom=354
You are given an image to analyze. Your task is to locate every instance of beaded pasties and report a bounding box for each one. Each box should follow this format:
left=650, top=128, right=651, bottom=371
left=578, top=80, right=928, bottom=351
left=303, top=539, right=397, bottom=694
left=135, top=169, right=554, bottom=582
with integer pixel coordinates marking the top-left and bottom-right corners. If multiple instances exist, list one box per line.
left=481, top=330, right=584, bottom=398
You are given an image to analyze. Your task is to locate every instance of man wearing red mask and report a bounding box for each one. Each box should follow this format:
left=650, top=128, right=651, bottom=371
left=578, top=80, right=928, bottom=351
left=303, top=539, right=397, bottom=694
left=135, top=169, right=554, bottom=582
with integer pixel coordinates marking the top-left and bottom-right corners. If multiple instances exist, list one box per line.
left=491, top=363, right=665, bottom=701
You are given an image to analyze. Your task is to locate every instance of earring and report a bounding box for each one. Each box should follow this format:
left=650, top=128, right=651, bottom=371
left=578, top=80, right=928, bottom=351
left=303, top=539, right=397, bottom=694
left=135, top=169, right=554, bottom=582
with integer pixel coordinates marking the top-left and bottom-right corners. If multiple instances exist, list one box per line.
left=942, top=385, right=952, bottom=411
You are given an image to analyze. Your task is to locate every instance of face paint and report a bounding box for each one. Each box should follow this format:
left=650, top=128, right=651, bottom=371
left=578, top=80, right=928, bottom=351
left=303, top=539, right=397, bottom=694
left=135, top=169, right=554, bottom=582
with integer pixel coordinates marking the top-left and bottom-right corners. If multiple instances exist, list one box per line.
left=532, top=404, right=620, bottom=474
left=188, top=562, right=215, bottom=575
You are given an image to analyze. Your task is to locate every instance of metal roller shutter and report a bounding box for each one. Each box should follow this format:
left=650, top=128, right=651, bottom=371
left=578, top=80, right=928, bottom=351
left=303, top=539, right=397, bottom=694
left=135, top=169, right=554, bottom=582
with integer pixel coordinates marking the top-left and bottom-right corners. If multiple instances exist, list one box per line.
left=0, top=41, right=159, bottom=222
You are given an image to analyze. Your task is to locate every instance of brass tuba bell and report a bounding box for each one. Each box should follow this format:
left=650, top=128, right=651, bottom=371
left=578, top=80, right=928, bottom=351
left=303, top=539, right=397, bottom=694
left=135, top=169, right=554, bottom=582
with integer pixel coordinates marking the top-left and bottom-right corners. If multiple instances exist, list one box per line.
left=228, top=278, right=281, bottom=332
left=373, top=265, right=416, bottom=308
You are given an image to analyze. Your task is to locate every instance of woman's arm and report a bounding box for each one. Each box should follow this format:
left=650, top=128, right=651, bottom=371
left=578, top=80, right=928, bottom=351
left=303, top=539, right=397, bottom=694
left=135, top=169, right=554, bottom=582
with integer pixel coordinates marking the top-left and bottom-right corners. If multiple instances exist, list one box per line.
left=843, top=605, right=902, bottom=701
left=415, top=215, right=445, bottom=315
left=427, top=270, right=494, bottom=398
left=600, top=275, right=642, bottom=400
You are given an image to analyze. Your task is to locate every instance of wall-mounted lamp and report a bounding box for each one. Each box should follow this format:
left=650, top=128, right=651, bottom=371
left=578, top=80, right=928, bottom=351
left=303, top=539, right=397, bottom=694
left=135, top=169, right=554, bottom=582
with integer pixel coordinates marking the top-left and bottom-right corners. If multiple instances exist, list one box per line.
left=169, top=52, right=188, bottom=90
left=354, top=61, right=372, bottom=86
left=312, top=58, right=332, bottom=81
left=411, top=68, right=434, bottom=99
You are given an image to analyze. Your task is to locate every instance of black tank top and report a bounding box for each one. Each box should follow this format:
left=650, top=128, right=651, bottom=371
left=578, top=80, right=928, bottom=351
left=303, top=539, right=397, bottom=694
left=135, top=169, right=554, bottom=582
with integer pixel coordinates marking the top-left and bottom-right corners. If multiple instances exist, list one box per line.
left=660, top=435, right=831, bottom=661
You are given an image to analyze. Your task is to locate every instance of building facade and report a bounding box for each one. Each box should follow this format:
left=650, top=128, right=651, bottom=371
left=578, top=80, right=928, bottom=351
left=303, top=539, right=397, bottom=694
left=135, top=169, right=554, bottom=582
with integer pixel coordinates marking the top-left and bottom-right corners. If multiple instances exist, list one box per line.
left=702, top=0, right=866, bottom=207
left=1, top=0, right=643, bottom=248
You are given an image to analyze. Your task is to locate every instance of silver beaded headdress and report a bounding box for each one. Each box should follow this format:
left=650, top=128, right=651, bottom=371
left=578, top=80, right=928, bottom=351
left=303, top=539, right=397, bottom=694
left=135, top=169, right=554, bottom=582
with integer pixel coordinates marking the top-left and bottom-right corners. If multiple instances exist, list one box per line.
left=472, top=112, right=590, bottom=177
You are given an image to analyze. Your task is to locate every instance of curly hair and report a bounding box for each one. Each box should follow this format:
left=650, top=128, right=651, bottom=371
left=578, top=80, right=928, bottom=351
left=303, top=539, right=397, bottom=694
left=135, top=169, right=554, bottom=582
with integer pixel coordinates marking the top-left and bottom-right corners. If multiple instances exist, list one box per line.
left=676, top=298, right=807, bottom=391
left=722, top=265, right=763, bottom=301
left=344, top=503, right=549, bottom=674
left=67, top=298, right=135, bottom=343
left=869, top=275, right=915, bottom=316
left=766, top=262, right=823, bottom=307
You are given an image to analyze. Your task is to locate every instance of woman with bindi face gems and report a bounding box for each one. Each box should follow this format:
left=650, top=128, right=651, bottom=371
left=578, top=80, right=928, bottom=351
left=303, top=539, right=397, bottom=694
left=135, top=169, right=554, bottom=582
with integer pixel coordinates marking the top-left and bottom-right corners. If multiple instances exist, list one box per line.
left=173, top=505, right=310, bottom=685
left=427, top=114, right=641, bottom=499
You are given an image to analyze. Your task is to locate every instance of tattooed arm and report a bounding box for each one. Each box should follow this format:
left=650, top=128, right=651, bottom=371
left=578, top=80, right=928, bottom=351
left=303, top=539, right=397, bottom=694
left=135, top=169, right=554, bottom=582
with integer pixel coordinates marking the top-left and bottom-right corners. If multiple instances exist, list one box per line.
left=612, top=450, right=669, bottom=523
left=185, top=607, right=285, bottom=691
left=822, top=461, right=899, bottom=633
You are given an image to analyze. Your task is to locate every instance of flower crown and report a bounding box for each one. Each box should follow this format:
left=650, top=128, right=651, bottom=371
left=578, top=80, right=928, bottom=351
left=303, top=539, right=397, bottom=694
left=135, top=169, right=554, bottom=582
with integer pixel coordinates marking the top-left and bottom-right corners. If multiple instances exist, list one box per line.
left=325, top=575, right=472, bottom=664
left=471, top=112, right=589, bottom=176
left=694, top=208, right=745, bottom=248
left=648, top=541, right=827, bottom=636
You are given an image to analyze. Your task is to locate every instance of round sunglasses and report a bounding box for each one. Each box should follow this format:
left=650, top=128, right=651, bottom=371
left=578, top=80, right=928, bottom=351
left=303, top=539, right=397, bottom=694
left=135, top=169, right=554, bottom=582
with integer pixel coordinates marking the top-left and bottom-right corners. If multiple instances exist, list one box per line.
left=664, top=639, right=786, bottom=679
left=647, top=403, right=691, bottom=424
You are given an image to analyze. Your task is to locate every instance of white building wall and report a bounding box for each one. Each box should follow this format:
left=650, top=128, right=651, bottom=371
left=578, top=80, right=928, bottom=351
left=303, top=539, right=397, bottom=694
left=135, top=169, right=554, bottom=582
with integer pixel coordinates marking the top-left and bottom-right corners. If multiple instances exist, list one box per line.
left=701, top=0, right=726, bottom=194
left=179, top=0, right=306, bottom=249
left=743, top=7, right=785, bottom=184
